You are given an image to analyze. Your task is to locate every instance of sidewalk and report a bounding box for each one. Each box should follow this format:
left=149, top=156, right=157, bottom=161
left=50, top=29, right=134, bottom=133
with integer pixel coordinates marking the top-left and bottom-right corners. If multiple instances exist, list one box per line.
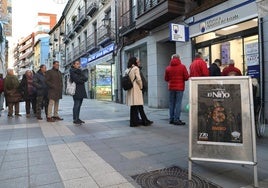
left=0, top=95, right=267, bottom=188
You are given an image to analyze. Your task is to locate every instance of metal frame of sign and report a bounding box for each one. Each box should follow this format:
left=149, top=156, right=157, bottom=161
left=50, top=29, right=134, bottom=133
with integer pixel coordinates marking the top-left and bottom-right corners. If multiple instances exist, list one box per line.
left=188, top=76, right=258, bottom=187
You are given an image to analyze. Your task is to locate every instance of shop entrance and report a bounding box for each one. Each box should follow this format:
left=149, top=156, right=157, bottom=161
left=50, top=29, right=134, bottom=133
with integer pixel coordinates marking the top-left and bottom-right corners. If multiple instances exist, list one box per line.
left=194, top=19, right=259, bottom=79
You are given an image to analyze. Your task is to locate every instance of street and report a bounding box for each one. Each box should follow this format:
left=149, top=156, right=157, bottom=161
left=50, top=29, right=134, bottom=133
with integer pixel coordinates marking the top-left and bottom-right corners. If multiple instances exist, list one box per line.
left=0, top=95, right=267, bottom=188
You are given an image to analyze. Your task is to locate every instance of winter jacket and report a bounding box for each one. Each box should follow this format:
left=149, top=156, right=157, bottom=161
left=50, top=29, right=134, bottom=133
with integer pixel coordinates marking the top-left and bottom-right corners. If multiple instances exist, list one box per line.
left=45, top=68, right=63, bottom=100
left=209, top=63, right=221, bottom=76
left=4, top=75, right=22, bottom=103
left=33, top=70, right=48, bottom=97
left=70, top=67, right=88, bottom=99
left=164, top=58, right=189, bottom=91
left=126, top=65, right=143, bottom=106
left=19, top=74, right=36, bottom=100
left=189, top=57, right=209, bottom=77
left=222, top=64, right=242, bottom=76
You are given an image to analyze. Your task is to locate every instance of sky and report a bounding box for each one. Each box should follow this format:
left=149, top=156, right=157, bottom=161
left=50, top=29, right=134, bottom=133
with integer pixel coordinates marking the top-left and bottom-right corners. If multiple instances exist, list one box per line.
left=10, top=0, right=66, bottom=43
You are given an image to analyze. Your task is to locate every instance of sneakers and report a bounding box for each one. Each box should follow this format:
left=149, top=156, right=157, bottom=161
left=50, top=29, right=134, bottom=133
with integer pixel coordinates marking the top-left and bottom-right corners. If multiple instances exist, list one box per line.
left=173, top=120, right=186, bottom=126
left=78, top=119, right=85, bottom=124
left=73, top=119, right=85, bottom=125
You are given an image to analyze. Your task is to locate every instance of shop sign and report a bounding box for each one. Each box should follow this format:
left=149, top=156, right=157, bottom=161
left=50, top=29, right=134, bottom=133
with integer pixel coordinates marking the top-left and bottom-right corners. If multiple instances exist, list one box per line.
left=87, top=43, right=115, bottom=63
left=245, top=42, right=259, bottom=78
left=200, top=14, right=239, bottom=33
left=169, top=23, right=189, bottom=42
left=80, top=57, right=88, bottom=68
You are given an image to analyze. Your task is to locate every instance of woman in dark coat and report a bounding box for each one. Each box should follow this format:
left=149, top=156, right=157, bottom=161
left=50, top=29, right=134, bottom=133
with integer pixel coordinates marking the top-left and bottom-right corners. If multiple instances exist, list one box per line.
left=70, top=60, right=88, bottom=125
left=19, top=70, right=37, bottom=117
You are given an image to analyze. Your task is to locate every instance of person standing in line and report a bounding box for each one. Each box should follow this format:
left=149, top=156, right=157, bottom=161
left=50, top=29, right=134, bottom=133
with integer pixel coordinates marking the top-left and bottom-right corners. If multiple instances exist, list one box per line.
left=33, top=64, right=48, bottom=120
left=189, top=52, right=209, bottom=77
left=209, top=59, right=222, bottom=76
left=222, top=59, right=242, bottom=76
left=45, top=60, right=63, bottom=122
left=165, top=54, right=189, bottom=125
left=70, top=60, right=88, bottom=125
left=19, top=70, right=37, bottom=117
left=0, top=73, right=4, bottom=112
left=136, top=58, right=153, bottom=126
left=4, top=68, right=22, bottom=117
left=125, top=57, right=152, bottom=127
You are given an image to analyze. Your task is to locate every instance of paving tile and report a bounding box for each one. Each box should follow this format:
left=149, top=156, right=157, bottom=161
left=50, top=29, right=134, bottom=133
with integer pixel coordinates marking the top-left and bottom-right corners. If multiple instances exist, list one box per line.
left=58, top=167, right=89, bottom=181
left=63, top=177, right=99, bottom=188
left=35, top=182, right=65, bottom=188
left=93, top=171, right=128, bottom=187
left=3, top=152, right=28, bottom=162
left=103, top=182, right=136, bottom=188
left=0, top=167, right=28, bottom=181
left=1, top=158, right=28, bottom=170
left=29, top=164, right=57, bottom=175
left=120, top=151, right=147, bottom=159
left=0, top=176, right=28, bottom=188
left=29, top=155, right=55, bottom=166
left=30, top=171, right=62, bottom=187
left=55, top=160, right=83, bottom=170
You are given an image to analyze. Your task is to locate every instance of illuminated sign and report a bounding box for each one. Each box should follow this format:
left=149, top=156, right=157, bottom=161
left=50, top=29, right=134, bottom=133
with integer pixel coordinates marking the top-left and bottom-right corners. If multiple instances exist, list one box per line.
left=169, top=23, right=189, bottom=42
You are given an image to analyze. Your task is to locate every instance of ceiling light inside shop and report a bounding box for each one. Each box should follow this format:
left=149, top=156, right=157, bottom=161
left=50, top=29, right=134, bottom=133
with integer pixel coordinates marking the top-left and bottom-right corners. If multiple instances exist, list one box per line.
left=221, top=25, right=239, bottom=31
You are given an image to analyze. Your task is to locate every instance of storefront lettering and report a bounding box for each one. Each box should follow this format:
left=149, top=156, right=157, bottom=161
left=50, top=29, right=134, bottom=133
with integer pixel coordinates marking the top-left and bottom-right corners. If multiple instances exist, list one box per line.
left=205, top=14, right=239, bottom=30
left=207, top=90, right=230, bottom=99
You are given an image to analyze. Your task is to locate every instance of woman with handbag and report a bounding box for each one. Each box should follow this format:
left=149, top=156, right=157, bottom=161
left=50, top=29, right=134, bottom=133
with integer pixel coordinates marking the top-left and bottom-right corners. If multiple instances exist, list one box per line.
left=4, top=68, right=22, bottom=117
left=70, top=60, right=88, bottom=125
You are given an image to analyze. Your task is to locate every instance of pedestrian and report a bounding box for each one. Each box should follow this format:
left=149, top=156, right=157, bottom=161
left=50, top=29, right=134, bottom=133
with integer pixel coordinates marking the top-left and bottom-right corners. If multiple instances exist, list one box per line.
left=70, top=60, right=88, bottom=125
left=33, top=64, right=49, bottom=120
left=125, top=57, right=153, bottom=127
left=19, top=70, right=37, bottom=117
left=165, top=54, right=189, bottom=125
left=45, top=60, right=63, bottom=122
left=209, top=59, right=222, bottom=76
left=4, top=68, right=22, bottom=117
left=136, top=58, right=153, bottom=126
left=222, top=59, right=242, bottom=76
left=0, top=73, right=4, bottom=112
left=189, top=52, right=209, bottom=77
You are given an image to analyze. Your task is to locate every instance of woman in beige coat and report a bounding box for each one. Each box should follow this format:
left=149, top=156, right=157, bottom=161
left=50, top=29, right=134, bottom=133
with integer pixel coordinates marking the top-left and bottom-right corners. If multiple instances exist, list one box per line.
left=125, top=57, right=153, bottom=127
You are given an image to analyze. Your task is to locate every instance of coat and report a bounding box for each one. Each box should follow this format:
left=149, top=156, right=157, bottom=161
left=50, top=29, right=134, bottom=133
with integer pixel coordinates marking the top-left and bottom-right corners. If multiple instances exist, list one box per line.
left=126, top=65, right=143, bottom=106
left=33, top=70, right=48, bottom=97
left=164, top=58, right=189, bottom=91
left=222, top=64, right=242, bottom=76
left=45, top=68, right=63, bottom=100
left=19, top=74, right=36, bottom=100
left=4, top=75, right=22, bottom=103
left=70, top=67, right=88, bottom=99
left=189, top=57, right=209, bottom=77
left=209, top=63, right=221, bottom=76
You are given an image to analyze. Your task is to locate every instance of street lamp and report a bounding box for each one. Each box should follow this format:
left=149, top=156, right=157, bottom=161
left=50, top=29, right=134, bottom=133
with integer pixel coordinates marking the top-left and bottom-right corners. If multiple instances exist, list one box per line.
left=102, top=15, right=111, bottom=28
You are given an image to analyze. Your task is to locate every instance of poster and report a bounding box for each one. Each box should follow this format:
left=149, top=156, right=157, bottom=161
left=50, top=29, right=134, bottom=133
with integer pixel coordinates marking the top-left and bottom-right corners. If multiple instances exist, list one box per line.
left=197, top=84, right=242, bottom=145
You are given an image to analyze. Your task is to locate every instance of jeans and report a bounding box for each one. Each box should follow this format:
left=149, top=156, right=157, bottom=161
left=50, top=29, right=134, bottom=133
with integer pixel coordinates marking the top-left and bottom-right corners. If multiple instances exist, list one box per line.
left=36, top=96, right=48, bottom=118
left=73, top=98, right=83, bottom=121
left=169, top=90, right=184, bottom=122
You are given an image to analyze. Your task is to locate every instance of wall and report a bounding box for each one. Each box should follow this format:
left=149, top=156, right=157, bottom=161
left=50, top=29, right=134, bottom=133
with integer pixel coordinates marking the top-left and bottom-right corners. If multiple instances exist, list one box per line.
left=263, top=16, right=268, bottom=116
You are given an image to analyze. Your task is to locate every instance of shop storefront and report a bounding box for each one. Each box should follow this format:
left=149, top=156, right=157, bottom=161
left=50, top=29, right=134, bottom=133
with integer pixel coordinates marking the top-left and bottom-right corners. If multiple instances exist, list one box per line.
left=82, top=43, right=116, bottom=101
left=187, top=0, right=259, bottom=79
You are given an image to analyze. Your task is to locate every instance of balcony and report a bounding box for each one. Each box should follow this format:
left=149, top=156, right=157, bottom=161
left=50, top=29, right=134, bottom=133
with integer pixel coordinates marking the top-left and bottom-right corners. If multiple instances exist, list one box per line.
left=86, top=33, right=98, bottom=54
left=97, top=25, right=115, bottom=47
left=136, top=0, right=185, bottom=30
left=66, top=29, right=75, bottom=39
left=86, top=1, right=98, bottom=17
left=118, top=9, right=136, bottom=36
left=73, top=11, right=88, bottom=32
left=19, top=43, right=33, bottom=53
left=63, top=36, right=70, bottom=44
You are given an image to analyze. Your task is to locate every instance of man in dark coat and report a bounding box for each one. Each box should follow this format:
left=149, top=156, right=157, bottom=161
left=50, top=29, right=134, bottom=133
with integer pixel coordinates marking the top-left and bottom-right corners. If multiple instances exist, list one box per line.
left=45, top=60, right=63, bottom=122
left=70, top=60, right=88, bottom=125
left=33, top=64, right=48, bottom=120
left=209, top=59, right=222, bottom=76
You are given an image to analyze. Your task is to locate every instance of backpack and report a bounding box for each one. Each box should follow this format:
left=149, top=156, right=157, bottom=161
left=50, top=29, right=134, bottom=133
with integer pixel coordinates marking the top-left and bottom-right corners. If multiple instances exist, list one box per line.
left=0, top=78, right=3, bottom=93
left=121, top=68, right=135, bottom=91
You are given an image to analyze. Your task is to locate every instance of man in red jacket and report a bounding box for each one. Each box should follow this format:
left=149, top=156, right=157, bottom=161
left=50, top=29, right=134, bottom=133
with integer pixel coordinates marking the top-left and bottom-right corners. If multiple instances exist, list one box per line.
left=222, top=59, right=242, bottom=76
left=165, top=54, right=189, bottom=125
left=189, top=52, right=209, bottom=77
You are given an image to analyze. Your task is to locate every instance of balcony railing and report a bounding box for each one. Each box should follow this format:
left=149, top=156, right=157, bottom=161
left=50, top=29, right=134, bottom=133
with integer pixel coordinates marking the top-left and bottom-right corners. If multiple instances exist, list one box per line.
left=97, top=25, right=115, bottom=47
left=86, top=33, right=98, bottom=54
left=86, top=1, right=98, bottom=17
